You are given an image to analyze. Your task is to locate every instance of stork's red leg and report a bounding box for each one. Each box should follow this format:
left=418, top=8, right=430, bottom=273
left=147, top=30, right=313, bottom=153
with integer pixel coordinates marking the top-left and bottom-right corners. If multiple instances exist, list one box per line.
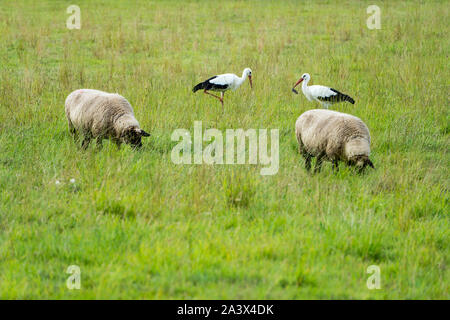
left=204, top=90, right=223, bottom=104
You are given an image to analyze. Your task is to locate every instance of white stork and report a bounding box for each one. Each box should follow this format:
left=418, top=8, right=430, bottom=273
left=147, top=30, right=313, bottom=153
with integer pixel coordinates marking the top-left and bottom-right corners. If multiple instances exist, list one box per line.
left=192, top=68, right=253, bottom=108
left=292, top=73, right=355, bottom=108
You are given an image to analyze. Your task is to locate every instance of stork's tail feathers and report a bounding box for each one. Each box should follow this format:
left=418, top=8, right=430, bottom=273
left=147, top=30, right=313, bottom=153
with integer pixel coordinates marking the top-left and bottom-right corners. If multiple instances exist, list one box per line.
left=330, top=88, right=355, bottom=104
left=192, top=82, right=206, bottom=93
left=344, top=95, right=355, bottom=104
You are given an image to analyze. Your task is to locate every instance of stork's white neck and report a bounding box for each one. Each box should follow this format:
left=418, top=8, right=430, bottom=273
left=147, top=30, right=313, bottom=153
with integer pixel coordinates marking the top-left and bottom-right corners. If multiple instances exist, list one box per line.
left=301, top=77, right=312, bottom=100
left=302, top=77, right=309, bottom=92
left=235, top=72, right=247, bottom=87
left=242, top=70, right=250, bottom=81
left=303, top=77, right=310, bottom=88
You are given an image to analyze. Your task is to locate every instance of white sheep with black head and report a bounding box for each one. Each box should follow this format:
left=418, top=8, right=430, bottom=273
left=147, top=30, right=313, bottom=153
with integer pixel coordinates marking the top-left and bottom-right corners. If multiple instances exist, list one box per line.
left=295, top=109, right=374, bottom=173
left=65, top=89, right=150, bottom=149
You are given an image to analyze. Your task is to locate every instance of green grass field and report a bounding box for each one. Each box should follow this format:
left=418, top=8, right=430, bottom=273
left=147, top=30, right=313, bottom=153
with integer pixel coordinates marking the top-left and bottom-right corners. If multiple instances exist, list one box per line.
left=0, top=0, right=448, bottom=299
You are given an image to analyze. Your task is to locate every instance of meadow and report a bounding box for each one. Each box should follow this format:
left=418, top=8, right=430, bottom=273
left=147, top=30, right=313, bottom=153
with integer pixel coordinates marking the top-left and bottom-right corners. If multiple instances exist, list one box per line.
left=0, top=0, right=448, bottom=299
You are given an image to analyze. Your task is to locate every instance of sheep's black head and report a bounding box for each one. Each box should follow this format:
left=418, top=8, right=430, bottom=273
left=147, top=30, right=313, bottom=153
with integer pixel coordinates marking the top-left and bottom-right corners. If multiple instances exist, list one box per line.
left=122, top=127, right=150, bottom=149
left=348, top=155, right=375, bottom=174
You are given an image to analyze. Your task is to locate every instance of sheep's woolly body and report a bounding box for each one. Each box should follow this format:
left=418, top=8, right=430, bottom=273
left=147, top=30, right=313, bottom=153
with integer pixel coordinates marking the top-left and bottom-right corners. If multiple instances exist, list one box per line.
left=65, top=89, right=148, bottom=148
left=295, top=109, right=372, bottom=170
left=65, top=89, right=138, bottom=138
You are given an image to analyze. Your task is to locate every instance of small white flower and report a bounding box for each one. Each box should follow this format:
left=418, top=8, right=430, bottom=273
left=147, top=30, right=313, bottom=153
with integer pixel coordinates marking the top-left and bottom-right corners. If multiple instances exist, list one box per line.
left=70, top=178, right=76, bottom=184
left=55, top=180, right=61, bottom=185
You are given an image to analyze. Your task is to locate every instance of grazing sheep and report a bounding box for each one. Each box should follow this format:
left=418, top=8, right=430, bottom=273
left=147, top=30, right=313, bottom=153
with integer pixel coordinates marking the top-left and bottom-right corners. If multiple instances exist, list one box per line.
left=295, top=109, right=374, bottom=173
left=65, top=89, right=150, bottom=149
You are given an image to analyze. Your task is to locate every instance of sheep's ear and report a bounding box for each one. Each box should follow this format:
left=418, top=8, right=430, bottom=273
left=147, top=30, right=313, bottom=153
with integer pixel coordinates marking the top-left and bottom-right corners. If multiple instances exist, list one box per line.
left=367, top=159, right=375, bottom=169
left=140, top=130, right=150, bottom=137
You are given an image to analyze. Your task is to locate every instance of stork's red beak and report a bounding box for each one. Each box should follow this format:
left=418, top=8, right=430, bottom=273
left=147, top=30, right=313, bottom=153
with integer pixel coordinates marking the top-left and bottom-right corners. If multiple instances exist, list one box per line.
left=292, top=78, right=303, bottom=94
left=248, top=75, right=253, bottom=89
left=293, top=78, right=303, bottom=88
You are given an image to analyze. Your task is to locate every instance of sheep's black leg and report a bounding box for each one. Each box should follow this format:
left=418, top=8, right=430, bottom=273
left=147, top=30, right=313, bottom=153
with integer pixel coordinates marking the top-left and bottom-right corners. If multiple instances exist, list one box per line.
left=305, top=155, right=312, bottom=171
left=298, top=142, right=312, bottom=172
left=113, top=139, right=122, bottom=150
left=70, top=127, right=79, bottom=143
left=81, top=135, right=92, bottom=150
left=314, top=153, right=325, bottom=173
left=96, top=138, right=103, bottom=150
left=68, top=119, right=79, bottom=143
left=332, top=160, right=339, bottom=173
